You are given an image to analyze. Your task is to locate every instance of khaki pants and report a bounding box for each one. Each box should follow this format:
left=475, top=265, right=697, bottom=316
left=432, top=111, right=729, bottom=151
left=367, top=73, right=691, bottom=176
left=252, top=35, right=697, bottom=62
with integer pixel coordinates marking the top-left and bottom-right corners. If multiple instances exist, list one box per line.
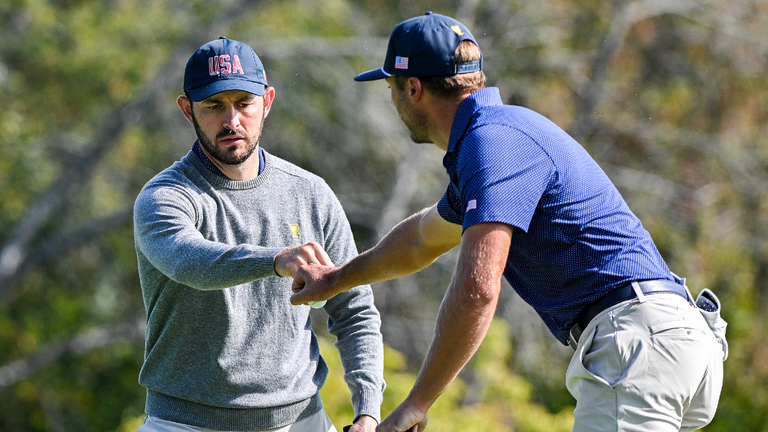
left=566, top=293, right=723, bottom=432
left=137, top=410, right=337, bottom=432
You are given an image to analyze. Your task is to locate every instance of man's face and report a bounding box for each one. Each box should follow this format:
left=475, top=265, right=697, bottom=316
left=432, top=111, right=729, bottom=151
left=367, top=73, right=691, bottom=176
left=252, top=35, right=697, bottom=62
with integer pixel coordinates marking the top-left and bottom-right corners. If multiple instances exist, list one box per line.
left=386, top=77, right=431, bottom=144
left=187, top=90, right=268, bottom=165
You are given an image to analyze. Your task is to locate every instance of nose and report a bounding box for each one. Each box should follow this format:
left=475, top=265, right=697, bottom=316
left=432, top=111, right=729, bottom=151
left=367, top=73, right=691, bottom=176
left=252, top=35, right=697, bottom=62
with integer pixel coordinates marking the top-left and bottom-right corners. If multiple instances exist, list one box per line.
left=222, top=105, right=241, bottom=130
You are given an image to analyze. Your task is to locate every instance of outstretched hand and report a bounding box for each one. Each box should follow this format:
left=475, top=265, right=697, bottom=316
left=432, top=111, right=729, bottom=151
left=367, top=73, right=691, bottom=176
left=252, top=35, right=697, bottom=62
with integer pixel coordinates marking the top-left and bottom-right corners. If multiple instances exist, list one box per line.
left=274, top=241, right=334, bottom=278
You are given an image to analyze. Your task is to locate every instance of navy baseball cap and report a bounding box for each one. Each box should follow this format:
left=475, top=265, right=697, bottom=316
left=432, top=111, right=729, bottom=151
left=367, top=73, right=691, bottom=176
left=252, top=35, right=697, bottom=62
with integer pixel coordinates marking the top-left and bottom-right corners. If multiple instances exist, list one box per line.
left=184, top=37, right=268, bottom=102
left=354, top=12, right=482, bottom=82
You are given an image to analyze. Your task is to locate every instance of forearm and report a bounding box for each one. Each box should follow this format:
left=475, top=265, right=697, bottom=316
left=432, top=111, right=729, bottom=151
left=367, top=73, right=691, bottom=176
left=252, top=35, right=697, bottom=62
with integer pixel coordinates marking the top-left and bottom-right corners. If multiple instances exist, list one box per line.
left=335, top=206, right=460, bottom=290
left=403, top=222, right=510, bottom=412
left=140, top=231, right=282, bottom=289
left=135, top=184, right=283, bottom=289
left=317, top=198, right=386, bottom=421
left=408, top=277, right=500, bottom=410
left=327, top=286, right=385, bottom=422
left=291, top=205, right=461, bottom=306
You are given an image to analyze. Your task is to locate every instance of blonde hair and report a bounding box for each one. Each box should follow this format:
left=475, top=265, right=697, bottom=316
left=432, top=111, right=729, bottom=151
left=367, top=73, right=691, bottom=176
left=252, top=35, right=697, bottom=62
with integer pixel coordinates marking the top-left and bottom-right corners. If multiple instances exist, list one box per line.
left=395, top=41, right=485, bottom=99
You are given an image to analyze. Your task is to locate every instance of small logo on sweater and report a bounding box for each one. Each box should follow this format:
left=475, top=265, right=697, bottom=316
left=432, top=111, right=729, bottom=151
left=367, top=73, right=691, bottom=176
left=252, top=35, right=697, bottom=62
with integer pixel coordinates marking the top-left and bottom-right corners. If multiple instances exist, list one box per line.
left=466, top=199, right=477, bottom=212
left=289, top=223, right=300, bottom=238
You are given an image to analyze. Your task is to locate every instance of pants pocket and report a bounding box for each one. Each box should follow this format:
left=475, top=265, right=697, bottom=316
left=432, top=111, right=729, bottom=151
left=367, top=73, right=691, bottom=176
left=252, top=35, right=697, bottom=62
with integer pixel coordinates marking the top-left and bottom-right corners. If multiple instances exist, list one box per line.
left=695, top=288, right=728, bottom=361
left=566, top=324, right=612, bottom=399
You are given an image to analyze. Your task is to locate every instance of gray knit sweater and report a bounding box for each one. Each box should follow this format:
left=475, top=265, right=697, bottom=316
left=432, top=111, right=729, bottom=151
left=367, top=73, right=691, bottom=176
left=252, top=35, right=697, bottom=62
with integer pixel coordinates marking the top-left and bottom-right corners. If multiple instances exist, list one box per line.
left=133, top=149, right=384, bottom=430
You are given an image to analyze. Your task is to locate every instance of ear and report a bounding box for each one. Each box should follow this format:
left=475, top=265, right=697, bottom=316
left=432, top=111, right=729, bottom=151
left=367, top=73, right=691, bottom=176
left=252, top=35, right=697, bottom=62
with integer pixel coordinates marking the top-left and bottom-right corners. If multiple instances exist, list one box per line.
left=405, top=77, right=424, bottom=103
left=262, top=87, right=276, bottom=118
left=177, top=95, right=194, bottom=125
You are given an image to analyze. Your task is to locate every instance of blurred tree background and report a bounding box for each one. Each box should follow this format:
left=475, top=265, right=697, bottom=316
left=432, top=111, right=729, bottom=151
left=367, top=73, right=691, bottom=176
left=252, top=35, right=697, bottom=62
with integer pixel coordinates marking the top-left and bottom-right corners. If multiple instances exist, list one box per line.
left=0, top=0, right=766, bottom=430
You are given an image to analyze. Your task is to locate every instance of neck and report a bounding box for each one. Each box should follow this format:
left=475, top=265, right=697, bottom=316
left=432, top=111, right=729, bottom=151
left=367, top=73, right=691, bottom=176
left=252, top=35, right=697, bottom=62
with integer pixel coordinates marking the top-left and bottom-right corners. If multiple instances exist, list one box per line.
left=427, top=94, right=471, bottom=151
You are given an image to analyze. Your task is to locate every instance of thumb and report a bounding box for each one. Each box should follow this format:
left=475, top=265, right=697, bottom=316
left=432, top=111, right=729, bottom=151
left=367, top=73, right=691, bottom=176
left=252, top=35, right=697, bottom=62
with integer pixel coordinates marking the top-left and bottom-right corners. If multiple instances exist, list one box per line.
left=290, top=272, right=307, bottom=305
left=291, top=269, right=306, bottom=293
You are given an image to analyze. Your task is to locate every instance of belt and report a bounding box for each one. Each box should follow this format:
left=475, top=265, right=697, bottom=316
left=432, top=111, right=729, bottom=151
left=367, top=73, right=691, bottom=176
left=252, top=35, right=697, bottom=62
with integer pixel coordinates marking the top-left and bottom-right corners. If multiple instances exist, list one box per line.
left=568, top=279, right=691, bottom=349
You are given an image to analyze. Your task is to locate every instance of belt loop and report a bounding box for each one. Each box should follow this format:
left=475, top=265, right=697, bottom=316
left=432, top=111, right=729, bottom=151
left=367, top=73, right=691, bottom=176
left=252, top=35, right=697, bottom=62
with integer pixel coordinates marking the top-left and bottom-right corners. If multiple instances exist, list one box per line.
left=631, top=281, right=646, bottom=303
left=681, top=279, right=695, bottom=305
left=673, top=273, right=696, bottom=305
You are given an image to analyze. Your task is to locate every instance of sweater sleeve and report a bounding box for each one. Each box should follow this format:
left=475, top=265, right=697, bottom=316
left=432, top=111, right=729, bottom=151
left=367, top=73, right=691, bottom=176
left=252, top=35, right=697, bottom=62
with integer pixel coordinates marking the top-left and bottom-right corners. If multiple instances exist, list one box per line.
left=315, top=182, right=386, bottom=422
left=133, top=178, right=283, bottom=290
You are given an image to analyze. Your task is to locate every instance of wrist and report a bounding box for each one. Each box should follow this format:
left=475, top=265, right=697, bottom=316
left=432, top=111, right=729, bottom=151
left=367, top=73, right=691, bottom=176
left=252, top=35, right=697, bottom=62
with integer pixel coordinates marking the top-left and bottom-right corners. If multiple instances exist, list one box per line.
left=404, top=387, right=435, bottom=416
left=334, top=262, right=369, bottom=293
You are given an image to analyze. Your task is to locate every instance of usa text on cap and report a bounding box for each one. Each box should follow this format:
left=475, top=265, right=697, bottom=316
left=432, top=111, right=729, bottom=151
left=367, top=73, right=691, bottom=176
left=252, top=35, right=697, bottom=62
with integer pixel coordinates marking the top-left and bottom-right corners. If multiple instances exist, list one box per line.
left=184, top=37, right=268, bottom=101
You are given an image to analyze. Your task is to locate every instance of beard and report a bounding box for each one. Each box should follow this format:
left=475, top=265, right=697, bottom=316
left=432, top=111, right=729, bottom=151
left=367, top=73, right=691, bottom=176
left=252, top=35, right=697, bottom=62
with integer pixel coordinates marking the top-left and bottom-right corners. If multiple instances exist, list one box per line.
left=190, top=107, right=265, bottom=165
left=403, top=110, right=430, bottom=144
left=394, top=94, right=431, bottom=144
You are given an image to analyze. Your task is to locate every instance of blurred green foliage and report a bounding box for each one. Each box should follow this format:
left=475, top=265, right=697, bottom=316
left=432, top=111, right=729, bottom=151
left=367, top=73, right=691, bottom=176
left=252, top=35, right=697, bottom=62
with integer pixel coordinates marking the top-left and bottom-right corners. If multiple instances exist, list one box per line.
left=319, top=319, right=574, bottom=432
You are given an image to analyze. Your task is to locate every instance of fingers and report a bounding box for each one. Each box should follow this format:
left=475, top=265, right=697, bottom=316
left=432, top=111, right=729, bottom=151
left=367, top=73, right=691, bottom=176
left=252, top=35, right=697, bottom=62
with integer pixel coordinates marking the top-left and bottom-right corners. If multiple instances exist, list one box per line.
left=310, top=243, right=334, bottom=266
left=289, top=265, right=326, bottom=305
left=290, top=263, right=341, bottom=305
left=276, top=242, right=345, bottom=306
left=298, top=241, right=334, bottom=267
left=291, top=271, right=306, bottom=293
left=274, top=242, right=334, bottom=277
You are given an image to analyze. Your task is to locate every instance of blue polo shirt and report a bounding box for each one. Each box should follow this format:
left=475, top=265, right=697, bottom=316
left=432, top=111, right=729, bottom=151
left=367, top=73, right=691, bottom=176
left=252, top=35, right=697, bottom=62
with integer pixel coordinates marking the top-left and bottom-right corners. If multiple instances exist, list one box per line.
left=437, top=87, right=679, bottom=345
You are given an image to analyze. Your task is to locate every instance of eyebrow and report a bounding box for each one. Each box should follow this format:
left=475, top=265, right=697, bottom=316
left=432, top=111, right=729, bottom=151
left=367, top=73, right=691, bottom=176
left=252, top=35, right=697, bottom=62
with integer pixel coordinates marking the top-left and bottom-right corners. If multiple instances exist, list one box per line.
left=202, top=93, right=258, bottom=105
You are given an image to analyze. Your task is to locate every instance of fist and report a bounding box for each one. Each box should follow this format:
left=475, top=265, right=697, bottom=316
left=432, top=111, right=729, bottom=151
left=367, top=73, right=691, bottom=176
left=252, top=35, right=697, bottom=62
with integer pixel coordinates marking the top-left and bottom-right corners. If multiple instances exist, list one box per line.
left=274, top=242, right=334, bottom=278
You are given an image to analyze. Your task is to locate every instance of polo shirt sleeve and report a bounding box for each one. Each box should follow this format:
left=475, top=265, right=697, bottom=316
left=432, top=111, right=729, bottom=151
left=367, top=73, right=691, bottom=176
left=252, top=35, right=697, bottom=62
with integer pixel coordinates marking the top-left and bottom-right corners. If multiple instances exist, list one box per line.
left=437, top=185, right=464, bottom=225
left=454, top=124, right=555, bottom=233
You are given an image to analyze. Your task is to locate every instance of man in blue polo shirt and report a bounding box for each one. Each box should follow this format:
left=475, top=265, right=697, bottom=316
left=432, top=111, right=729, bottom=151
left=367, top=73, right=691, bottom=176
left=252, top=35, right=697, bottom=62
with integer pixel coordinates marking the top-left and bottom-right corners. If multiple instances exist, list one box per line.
left=291, top=13, right=726, bottom=432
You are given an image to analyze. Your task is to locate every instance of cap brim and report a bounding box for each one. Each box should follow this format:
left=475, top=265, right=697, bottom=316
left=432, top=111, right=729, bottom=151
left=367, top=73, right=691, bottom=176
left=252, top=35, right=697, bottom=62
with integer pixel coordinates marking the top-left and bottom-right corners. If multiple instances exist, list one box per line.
left=354, top=68, right=391, bottom=82
left=188, top=79, right=266, bottom=102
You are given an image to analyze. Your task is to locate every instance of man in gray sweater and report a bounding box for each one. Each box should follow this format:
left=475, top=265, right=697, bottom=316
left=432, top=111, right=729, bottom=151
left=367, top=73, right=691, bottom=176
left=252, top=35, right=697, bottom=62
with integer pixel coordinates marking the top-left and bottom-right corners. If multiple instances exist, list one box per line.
left=133, top=37, right=384, bottom=432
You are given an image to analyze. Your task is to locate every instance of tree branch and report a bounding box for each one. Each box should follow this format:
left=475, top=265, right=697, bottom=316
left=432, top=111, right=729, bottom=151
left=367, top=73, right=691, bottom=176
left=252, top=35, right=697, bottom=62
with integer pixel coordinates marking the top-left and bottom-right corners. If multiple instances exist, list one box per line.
left=0, top=0, right=264, bottom=297
left=569, top=0, right=699, bottom=140
left=1, top=207, right=134, bottom=297
left=0, top=320, right=146, bottom=389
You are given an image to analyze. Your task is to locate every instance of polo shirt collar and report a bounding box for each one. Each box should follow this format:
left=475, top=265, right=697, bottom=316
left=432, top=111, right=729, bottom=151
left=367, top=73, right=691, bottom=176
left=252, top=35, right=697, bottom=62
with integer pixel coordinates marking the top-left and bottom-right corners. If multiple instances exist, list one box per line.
left=447, top=87, right=503, bottom=153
